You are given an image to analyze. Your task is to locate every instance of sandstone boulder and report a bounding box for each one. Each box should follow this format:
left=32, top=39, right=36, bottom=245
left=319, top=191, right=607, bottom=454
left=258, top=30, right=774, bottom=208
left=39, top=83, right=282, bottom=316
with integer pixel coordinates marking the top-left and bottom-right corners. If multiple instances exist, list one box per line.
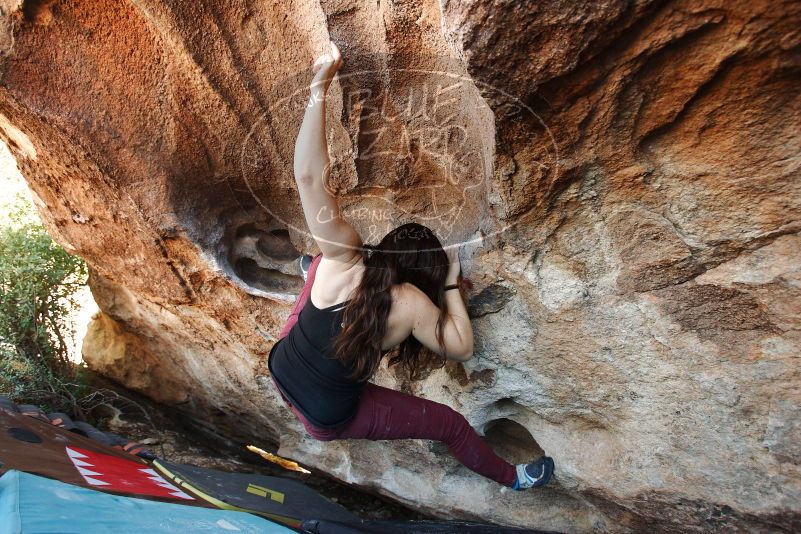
left=1, top=0, right=799, bottom=531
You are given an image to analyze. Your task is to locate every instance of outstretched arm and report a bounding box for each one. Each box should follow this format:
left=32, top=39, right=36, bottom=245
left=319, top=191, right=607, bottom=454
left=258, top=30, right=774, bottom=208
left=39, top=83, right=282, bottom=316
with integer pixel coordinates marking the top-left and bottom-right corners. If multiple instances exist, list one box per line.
left=293, top=41, right=362, bottom=264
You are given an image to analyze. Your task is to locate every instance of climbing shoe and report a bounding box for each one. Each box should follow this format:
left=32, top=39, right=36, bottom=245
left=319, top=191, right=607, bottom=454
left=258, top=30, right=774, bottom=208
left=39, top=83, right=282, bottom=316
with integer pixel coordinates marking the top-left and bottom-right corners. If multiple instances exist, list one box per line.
left=299, top=254, right=314, bottom=282
left=512, top=456, right=555, bottom=490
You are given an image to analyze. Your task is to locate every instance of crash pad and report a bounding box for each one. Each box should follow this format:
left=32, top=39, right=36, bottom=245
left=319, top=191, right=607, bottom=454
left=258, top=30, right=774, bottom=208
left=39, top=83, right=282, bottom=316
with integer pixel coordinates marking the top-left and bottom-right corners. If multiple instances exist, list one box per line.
left=0, top=470, right=293, bottom=533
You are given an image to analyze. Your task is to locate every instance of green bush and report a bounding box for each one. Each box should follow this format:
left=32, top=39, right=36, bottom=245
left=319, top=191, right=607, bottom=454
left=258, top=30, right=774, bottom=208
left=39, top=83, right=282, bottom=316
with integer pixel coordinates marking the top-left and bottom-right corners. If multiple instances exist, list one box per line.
left=0, top=194, right=91, bottom=415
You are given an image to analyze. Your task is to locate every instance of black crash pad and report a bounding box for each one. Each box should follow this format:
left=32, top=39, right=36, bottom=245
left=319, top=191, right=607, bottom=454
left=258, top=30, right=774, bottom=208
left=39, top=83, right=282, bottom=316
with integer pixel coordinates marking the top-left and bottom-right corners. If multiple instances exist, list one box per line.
left=153, top=458, right=358, bottom=527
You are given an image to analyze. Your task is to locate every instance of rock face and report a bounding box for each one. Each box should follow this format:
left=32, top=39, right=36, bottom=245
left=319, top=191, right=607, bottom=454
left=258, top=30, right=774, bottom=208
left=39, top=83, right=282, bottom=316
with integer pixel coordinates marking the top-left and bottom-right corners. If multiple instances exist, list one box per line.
left=1, top=0, right=800, bottom=531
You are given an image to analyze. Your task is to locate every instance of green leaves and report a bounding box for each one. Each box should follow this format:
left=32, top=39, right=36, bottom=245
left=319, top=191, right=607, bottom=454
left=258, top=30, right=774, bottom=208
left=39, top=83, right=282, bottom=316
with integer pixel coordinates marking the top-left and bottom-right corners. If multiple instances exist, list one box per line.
left=0, top=195, right=89, bottom=414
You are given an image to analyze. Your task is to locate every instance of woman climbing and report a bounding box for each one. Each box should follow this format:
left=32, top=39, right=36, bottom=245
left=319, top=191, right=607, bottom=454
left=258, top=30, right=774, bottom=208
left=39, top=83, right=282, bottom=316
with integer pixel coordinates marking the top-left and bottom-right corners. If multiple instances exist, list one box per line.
left=267, top=41, right=554, bottom=491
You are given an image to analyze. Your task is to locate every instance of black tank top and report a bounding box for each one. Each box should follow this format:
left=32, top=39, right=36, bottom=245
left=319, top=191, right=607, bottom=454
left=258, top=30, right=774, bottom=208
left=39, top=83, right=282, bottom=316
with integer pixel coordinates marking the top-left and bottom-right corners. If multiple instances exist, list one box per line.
left=268, top=297, right=363, bottom=429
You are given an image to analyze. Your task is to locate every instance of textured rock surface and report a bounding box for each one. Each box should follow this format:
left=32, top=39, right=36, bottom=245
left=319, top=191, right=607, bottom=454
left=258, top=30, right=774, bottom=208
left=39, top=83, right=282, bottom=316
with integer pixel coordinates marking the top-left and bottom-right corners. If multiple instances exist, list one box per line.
left=1, top=0, right=800, bottom=531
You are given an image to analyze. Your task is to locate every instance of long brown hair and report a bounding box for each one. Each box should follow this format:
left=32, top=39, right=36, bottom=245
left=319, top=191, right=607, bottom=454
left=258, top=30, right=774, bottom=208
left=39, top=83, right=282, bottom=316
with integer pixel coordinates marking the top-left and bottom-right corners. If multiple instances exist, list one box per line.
left=333, top=223, right=450, bottom=381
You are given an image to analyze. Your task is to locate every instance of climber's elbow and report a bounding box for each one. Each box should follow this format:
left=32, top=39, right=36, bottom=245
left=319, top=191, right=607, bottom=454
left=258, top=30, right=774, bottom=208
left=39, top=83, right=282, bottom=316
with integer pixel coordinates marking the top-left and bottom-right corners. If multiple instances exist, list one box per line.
left=448, top=345, right=473, bottom=363
left=294, top=169, right=315, bottom=187
left=459, top=333, right=475, bottom=362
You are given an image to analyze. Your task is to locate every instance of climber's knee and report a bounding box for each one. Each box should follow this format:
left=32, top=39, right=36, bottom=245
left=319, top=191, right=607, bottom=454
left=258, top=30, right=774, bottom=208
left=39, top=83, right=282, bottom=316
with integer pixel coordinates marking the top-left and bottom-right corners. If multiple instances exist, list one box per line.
left=440, top=406, right=472, bottom=443
left=446, top=405, right=469, bottom=426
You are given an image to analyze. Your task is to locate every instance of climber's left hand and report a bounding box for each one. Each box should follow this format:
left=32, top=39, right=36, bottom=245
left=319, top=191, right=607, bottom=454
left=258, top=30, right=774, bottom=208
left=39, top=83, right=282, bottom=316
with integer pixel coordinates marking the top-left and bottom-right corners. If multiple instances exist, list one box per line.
left=310, top=40, right=343, bottom=94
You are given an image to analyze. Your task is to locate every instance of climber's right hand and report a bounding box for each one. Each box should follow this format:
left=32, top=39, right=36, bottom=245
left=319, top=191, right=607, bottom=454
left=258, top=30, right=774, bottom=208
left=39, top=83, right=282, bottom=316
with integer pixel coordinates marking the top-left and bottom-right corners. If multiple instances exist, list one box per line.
left=445, top=244, right=461, bottom=285
left=310, top=40, right=343, bottom=94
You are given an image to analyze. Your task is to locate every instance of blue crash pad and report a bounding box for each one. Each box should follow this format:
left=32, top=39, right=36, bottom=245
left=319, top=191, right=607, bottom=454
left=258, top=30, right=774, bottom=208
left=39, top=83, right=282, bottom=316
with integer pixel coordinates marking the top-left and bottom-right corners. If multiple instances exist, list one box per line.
left=0, top=469, right=293, bottom=533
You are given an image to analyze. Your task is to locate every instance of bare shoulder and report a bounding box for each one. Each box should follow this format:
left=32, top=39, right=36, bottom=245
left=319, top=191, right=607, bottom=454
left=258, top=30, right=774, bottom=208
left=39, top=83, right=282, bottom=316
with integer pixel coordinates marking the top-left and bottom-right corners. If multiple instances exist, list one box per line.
left=312, top=253, right=364, bottom=307
left=390, top=282, right=415, bottom=301
left=384, top=283, right=426, bottom=348
left=390, top=283, right=431, bottom=312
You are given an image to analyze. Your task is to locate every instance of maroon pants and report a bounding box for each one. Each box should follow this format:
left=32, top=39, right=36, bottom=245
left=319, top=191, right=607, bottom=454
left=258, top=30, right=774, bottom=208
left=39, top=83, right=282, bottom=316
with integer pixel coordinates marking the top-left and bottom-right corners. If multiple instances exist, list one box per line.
left=272, top=254, right=516, bottom=487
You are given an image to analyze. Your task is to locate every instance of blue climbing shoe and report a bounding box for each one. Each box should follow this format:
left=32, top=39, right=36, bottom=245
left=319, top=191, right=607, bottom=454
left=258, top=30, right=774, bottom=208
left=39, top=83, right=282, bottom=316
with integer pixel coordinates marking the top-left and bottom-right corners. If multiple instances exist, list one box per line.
left=512, top=456, right=555, bottom=490
left=299, top=255, right=313, bottom=282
